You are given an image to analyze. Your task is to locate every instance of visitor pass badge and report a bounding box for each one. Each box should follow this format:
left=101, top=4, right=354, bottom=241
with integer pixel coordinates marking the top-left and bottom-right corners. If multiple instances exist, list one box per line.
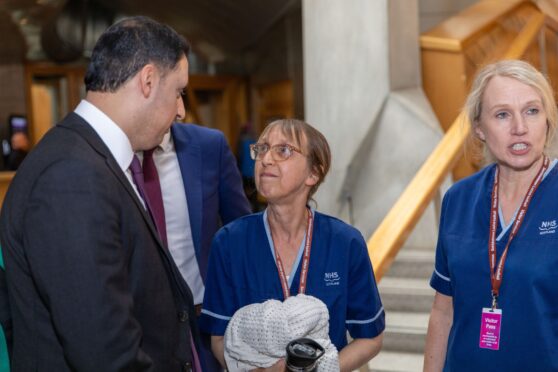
left=479, top=307, right=502, bottom=350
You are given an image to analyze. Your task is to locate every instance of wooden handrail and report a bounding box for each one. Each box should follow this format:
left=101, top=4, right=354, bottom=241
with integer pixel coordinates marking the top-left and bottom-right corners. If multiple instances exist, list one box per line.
left=368, top=10, right=546, bottom=282
left=503, top=12, right=545, bottom=60
left=420, top=0, right=524, bottom=52
left=368, top=114, right=468, bottom=280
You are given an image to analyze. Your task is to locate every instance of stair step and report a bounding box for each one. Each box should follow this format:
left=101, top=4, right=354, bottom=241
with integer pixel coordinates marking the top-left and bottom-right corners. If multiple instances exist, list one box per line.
left=364, top=351, right=423, bottom=372
left=382, top=311, right=429, bottom=353
left=379, top=277, right=435, bottom=313
left=370, top=246, right=436, bottom=363
left=387, top=249, right=434, bottom=279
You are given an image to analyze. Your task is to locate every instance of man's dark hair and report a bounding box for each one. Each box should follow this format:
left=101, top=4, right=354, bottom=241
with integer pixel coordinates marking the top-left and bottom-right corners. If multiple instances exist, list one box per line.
left=84, top=16, right=190, bottom=92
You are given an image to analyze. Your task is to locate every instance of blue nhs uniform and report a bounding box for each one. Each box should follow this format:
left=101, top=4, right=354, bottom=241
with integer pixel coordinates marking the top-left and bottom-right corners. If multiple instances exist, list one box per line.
left=199, top=210, right=385, bottom=351
left=430, top=160, right=558, bottom=371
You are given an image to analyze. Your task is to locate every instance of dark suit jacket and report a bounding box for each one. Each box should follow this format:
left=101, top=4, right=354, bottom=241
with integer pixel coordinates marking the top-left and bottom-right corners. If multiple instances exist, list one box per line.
left=171, top=123, right=251, bottom=282
left=0, top=113, right=198, bottom=372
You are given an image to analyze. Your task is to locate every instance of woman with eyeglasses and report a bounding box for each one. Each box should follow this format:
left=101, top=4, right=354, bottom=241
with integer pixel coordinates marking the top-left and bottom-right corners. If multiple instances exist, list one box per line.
left=199, top=118, right=384, bottom=371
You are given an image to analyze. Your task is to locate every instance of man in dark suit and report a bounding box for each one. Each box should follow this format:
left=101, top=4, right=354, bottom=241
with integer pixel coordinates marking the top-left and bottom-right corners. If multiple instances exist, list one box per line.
left=0, top=16, right=199, bottom=371
left=147, top=123, right=252, bottom=370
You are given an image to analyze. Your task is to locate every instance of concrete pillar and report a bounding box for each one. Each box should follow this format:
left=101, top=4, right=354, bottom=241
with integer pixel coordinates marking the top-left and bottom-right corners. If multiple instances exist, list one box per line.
left=303, top=0, right=390, bottom=215
left=303, top=0, right=447, bottom=248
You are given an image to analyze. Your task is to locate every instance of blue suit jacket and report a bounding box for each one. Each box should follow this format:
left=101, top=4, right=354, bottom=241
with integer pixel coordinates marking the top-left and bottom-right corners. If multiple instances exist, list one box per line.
left=171, top=123, right=251, bottom=282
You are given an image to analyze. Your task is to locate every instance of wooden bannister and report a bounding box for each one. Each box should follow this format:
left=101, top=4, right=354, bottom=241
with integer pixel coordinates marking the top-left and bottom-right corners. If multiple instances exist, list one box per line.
left=369, top=3, right=548, bottom=282
left=368, top=114, right=468, bottom=281
left=503, top=12, right=545, bottom=59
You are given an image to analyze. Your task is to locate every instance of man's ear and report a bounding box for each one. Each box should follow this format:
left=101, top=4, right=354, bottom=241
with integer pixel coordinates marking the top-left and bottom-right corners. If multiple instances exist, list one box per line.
left=138, top=64, right=158, bottom=98
left=474, top=121, right=486, bottom=142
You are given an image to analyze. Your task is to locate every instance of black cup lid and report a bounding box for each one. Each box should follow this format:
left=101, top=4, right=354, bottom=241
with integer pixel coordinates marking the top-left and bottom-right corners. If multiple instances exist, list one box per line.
left=286, top=338, right=325, bottom=369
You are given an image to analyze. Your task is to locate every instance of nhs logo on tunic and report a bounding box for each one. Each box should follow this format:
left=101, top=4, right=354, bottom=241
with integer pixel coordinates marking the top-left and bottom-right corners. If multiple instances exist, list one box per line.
left=324, top=272, right=340, bottom=286
left=539, top=220, right=557, bottom=235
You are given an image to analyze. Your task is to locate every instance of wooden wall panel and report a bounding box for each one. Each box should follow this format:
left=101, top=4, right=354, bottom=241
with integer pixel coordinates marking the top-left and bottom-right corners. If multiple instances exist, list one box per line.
left=420, top=0, right=554, bottom=180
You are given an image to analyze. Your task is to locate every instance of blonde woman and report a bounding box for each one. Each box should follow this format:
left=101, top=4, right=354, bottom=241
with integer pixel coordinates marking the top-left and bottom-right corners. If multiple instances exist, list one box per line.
left=424, top=60, right=558, bottom=371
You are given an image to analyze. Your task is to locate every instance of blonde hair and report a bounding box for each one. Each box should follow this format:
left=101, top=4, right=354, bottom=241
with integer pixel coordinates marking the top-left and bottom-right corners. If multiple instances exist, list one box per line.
left=258, top=119, right=331, bottom=200
left=465, top=60, right=557, bottom=162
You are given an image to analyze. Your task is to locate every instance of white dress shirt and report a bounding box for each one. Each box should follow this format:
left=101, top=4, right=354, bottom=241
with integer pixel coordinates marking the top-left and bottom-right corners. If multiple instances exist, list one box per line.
left=147, top=132, right=205, bottom=304
left=73, top=100, right=143, bottom=204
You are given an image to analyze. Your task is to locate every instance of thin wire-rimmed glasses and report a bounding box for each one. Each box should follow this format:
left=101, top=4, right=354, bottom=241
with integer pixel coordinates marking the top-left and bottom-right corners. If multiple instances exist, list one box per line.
left=249, top=143, right=303, bottom=161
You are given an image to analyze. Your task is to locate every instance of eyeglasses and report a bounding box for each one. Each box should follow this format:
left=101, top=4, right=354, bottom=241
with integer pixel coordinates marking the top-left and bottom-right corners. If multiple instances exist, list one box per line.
left=249, top=143, right=303, bottom=161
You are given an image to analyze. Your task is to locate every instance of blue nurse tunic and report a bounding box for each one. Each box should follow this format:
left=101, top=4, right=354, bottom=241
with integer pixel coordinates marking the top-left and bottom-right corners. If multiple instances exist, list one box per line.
left=199, top=210, right=385, bottom=351
left=431, top=160, right=558, bottom=371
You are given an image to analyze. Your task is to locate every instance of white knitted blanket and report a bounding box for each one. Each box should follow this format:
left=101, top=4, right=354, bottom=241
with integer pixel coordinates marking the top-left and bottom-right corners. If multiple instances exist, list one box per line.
left=224, top=294, right=339, bottom=371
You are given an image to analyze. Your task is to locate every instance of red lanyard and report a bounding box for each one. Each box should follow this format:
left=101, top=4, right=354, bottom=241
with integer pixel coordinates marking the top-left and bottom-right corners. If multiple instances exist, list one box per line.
left=272, top=208, right=314, bottom=300
left=488, top=156, right=549, bottom=308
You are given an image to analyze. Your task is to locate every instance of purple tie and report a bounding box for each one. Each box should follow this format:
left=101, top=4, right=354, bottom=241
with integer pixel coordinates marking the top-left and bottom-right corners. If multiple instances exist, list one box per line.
left=142, top=149, right=168, bottom=248
left=129, top=153, right=202, bottom=372
left=129, top=155, right=151, bottom=212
